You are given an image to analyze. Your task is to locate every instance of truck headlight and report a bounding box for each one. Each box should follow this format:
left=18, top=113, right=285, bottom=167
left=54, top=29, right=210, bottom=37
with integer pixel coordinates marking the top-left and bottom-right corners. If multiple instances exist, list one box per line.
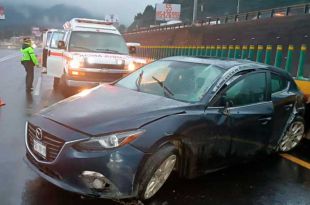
left=126, top=62, right=136, bottom=71
left=69, top=56, right=84, bottom=69
left=75, top=129, right=145, bottom=151
left=70, top=59, right=81, bottom=69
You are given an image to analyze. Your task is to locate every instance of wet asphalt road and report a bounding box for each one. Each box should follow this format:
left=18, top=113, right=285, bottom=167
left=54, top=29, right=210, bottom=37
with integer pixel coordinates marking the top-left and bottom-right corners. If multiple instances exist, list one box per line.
left=1, top=48, right=310, bottom=205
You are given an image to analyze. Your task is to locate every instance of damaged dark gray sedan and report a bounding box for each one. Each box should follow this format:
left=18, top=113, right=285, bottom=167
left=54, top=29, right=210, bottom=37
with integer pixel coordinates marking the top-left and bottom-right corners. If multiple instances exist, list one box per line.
left=25, top=57, right=306, bottom=200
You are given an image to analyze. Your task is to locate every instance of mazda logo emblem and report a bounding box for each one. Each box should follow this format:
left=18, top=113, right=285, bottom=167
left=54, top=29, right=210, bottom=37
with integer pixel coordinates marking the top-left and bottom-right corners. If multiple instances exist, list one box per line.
left=35, top=128, right=43, bottom=140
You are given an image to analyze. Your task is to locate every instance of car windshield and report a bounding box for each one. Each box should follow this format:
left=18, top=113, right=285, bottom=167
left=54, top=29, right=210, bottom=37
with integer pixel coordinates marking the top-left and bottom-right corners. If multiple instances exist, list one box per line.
left=116, top=60, right=224, bottom=103
left=69, top=31, right=129, bottom=54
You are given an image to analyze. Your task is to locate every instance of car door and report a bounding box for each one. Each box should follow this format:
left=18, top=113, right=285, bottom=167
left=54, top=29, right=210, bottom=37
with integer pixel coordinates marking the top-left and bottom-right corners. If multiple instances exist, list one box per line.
left=42, top=31, right=53, bottom=68
left=268, top=72, right=296, bottom=146
left=210, top=71, right=274, bottom=162
left=47, top=31, right=65, bottom=78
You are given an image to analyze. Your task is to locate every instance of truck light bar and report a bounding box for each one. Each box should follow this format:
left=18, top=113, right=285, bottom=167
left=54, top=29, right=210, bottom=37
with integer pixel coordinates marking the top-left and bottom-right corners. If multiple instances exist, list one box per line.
left=63, top=18, right=114, bottom=30
left=76, top=19, right=113, bottom=25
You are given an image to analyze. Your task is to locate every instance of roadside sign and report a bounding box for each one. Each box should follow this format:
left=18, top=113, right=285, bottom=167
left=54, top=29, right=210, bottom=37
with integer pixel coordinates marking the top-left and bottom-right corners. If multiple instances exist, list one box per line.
left=156, top=4, right=181, bottom=21
left=0, top=6, right=5, bottom=20
left=32, top=27, right=42, bottom=37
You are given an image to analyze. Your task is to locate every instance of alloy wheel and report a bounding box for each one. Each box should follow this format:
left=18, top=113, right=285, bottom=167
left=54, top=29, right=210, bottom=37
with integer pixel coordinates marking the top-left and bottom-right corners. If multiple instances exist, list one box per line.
left=279, top=121, right=304, bottom=152
left=144, top=154, right=176, bottom=199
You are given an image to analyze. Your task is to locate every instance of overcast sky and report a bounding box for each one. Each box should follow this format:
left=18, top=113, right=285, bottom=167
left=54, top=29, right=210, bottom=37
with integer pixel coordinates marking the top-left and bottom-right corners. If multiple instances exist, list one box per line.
left=2, top=0, right=163, bottom=25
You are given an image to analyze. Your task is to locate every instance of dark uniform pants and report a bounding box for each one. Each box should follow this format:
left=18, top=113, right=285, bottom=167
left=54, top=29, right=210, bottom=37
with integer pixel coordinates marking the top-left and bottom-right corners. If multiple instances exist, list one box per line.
left=23, top=62, right=34, bottom=90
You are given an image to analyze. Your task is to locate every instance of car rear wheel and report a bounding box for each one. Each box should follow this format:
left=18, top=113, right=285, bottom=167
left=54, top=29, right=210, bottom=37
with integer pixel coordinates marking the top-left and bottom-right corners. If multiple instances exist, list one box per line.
left=138, top=144, right=177, bottom=200
left=53, top=77, right=60, bottom=89
left=278, top=117, right=305, bottom=152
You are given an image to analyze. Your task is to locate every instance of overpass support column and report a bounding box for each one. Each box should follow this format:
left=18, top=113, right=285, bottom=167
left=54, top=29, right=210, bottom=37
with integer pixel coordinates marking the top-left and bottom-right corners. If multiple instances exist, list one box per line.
left=297, top=44, right=307, bottom=80
left=265, top=45, right=272, bottom=65
left=256, top=45, right=264, bottom=63
left=206, top=46, right=211, bottom=57
left=216, top=45, right=222, bottom=57
left=228, top=45, right=234, bottom=58
left=285, top=45, right=294, bottom=73
left=234, top=45, right=241, bottom=59
left=211, top=46, right=216, bottom=57
left=274, top=45, right=283, bottom=68
left=241, top=45, right=248, bottom=59
left=221, top=45, right=228, bottom=58
left=201, top=46, right=206, bottom=56
left=248, top=45, right=255, bottom=61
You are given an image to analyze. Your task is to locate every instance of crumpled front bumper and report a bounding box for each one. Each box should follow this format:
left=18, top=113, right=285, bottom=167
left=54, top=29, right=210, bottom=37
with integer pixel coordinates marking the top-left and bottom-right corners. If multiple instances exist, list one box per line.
left=24, top=118, right=146, bottom=199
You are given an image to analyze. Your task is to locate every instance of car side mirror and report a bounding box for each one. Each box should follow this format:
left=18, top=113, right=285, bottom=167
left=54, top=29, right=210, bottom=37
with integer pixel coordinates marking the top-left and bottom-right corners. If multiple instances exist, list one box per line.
left=126, top=42, right=141, bottom=55
left=57, top=40, right=66, bottom=50
left=220, top=96, right=233, bottom=116
left=129, top=46, right=137, bottom=55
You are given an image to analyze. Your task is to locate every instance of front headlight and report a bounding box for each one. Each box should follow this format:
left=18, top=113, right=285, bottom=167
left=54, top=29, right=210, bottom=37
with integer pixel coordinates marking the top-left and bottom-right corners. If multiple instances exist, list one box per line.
left=70, top=59, right=81, bottom=69
left=75, top=129, right=145, bottom=151
left=126, top=62, right=136, bottom=71
left=69, top=56, right=84, bottom=69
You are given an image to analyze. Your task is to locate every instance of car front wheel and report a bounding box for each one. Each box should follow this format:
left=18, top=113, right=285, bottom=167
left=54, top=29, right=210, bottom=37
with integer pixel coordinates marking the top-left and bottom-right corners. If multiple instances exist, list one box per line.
left=138, top=144, right=177, bottom=200
left=278, top=117, right=305, bottom=152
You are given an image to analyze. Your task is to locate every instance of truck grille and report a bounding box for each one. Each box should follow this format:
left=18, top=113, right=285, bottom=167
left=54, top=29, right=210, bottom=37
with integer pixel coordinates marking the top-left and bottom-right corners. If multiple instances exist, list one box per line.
left=27, top=123, right=65, bottom=162
left=83, top=62, right=125, bottom=70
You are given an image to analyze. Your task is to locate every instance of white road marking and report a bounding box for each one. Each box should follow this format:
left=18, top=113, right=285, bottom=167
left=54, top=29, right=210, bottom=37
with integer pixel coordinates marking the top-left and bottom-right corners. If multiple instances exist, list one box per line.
left=33, top=74, right=42, bottom=96
left=0, top=53, right=20, bottom=63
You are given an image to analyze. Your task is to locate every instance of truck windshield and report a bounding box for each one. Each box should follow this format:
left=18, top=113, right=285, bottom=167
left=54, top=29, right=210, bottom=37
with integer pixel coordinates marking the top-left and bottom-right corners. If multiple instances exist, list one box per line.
left=69, top=31, right=129, bottom=54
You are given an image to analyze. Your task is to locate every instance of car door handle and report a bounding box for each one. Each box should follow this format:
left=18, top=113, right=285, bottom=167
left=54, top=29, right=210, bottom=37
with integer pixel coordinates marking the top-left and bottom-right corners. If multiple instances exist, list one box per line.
left=284, top=104, right=293, bottom=111
left=258, top=117, right=272, bottom=125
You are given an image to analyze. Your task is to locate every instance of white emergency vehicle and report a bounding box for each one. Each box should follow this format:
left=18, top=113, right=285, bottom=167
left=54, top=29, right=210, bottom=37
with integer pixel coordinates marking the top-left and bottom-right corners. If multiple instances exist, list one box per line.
left=42, top=18, right=144, bottom=90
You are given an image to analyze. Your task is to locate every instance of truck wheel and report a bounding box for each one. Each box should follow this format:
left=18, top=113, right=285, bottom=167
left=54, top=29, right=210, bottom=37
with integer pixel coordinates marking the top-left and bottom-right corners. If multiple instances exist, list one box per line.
left=277, top=117, right=305, bottom=152
left=53, top=77, right=60, bottom=89
left=59, top=74, right=69, bottom=94
left=138, top=144, right=177, bottom=200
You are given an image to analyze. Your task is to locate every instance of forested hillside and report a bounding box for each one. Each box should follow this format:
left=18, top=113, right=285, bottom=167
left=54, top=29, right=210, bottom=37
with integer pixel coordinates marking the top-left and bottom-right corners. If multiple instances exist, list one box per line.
left=129, top=0, right=310, bottom=31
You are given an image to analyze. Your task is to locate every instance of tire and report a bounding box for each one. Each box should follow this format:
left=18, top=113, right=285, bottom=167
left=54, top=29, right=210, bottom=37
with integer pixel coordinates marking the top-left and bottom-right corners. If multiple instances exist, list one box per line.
left=137, top=144, right=177, bottom=200
left=277, top=116, right=305, bottom=152
left=59, top=74, right=68, bottom=91
left=53, top=77, right=60, bottom=90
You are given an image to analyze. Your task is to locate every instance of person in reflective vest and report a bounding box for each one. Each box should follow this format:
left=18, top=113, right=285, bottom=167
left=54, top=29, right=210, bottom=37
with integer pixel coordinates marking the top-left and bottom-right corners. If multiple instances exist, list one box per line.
left=20, top=38, right=39, bottom=92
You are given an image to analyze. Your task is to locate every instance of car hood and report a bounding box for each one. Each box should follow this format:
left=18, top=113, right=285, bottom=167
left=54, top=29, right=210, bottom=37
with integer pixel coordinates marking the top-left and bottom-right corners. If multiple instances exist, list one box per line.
left=39, top=85, right=188, bottom=135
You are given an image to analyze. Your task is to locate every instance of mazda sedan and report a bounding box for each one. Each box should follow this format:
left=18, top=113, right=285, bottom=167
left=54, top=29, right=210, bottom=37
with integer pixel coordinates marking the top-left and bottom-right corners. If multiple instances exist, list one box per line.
left=25, top=57, right=306, bottom=200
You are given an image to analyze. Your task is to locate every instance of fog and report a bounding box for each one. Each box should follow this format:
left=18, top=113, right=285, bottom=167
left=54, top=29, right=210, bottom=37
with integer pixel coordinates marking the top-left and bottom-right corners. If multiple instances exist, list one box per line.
left=1, top=0, right=163, bottom=25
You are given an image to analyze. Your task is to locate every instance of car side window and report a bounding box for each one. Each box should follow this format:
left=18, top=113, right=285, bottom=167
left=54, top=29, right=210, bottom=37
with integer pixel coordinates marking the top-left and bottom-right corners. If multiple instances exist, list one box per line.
left=271, top=73, right=288, bottom=94
left=217, top=72, right=267, bottom=107
left=50, top=32, right=65, bottom=49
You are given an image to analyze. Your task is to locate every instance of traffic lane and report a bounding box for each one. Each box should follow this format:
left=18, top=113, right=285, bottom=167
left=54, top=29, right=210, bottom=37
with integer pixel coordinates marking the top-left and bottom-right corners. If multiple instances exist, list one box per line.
left=0, top=49, right=67, bottom=205
left=21, top=155, right=310, bottom=205
left=0, top=50, right=37, bottom=205
left=290, top=140, right=310, bottom=163
left=0, top=48, right=19, bottom=58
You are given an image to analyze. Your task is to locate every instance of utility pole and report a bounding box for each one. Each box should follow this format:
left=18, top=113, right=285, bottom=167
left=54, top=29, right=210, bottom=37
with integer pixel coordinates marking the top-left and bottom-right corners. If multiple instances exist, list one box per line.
left=192, top=0, right=198, bottom=24
left=237, top=0, right=240, bottom=14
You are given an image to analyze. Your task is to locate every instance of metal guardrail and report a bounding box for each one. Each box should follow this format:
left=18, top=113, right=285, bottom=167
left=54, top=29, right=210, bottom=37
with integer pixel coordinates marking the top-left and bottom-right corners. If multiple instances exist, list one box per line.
left=125, top=3, right=310, bottom=35
left=134, top=44, right=308, bottom=80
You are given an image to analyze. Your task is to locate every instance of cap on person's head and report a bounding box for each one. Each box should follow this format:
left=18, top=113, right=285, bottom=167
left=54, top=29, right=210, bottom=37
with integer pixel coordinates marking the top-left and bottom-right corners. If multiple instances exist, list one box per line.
left=23, top=38, right=32, bottom=45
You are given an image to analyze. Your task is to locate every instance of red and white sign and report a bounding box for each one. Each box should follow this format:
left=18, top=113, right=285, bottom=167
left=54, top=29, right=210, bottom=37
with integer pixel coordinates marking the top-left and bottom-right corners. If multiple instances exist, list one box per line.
left=0, top=6, right=5, bottom=20
left=156, top=4, right=181, bottom=21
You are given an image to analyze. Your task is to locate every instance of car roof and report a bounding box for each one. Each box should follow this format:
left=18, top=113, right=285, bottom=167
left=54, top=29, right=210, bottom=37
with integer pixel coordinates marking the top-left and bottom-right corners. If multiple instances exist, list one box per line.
left=162, top=56, right=291, bottom=79
left=162, top=56, right=251, bottom=69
